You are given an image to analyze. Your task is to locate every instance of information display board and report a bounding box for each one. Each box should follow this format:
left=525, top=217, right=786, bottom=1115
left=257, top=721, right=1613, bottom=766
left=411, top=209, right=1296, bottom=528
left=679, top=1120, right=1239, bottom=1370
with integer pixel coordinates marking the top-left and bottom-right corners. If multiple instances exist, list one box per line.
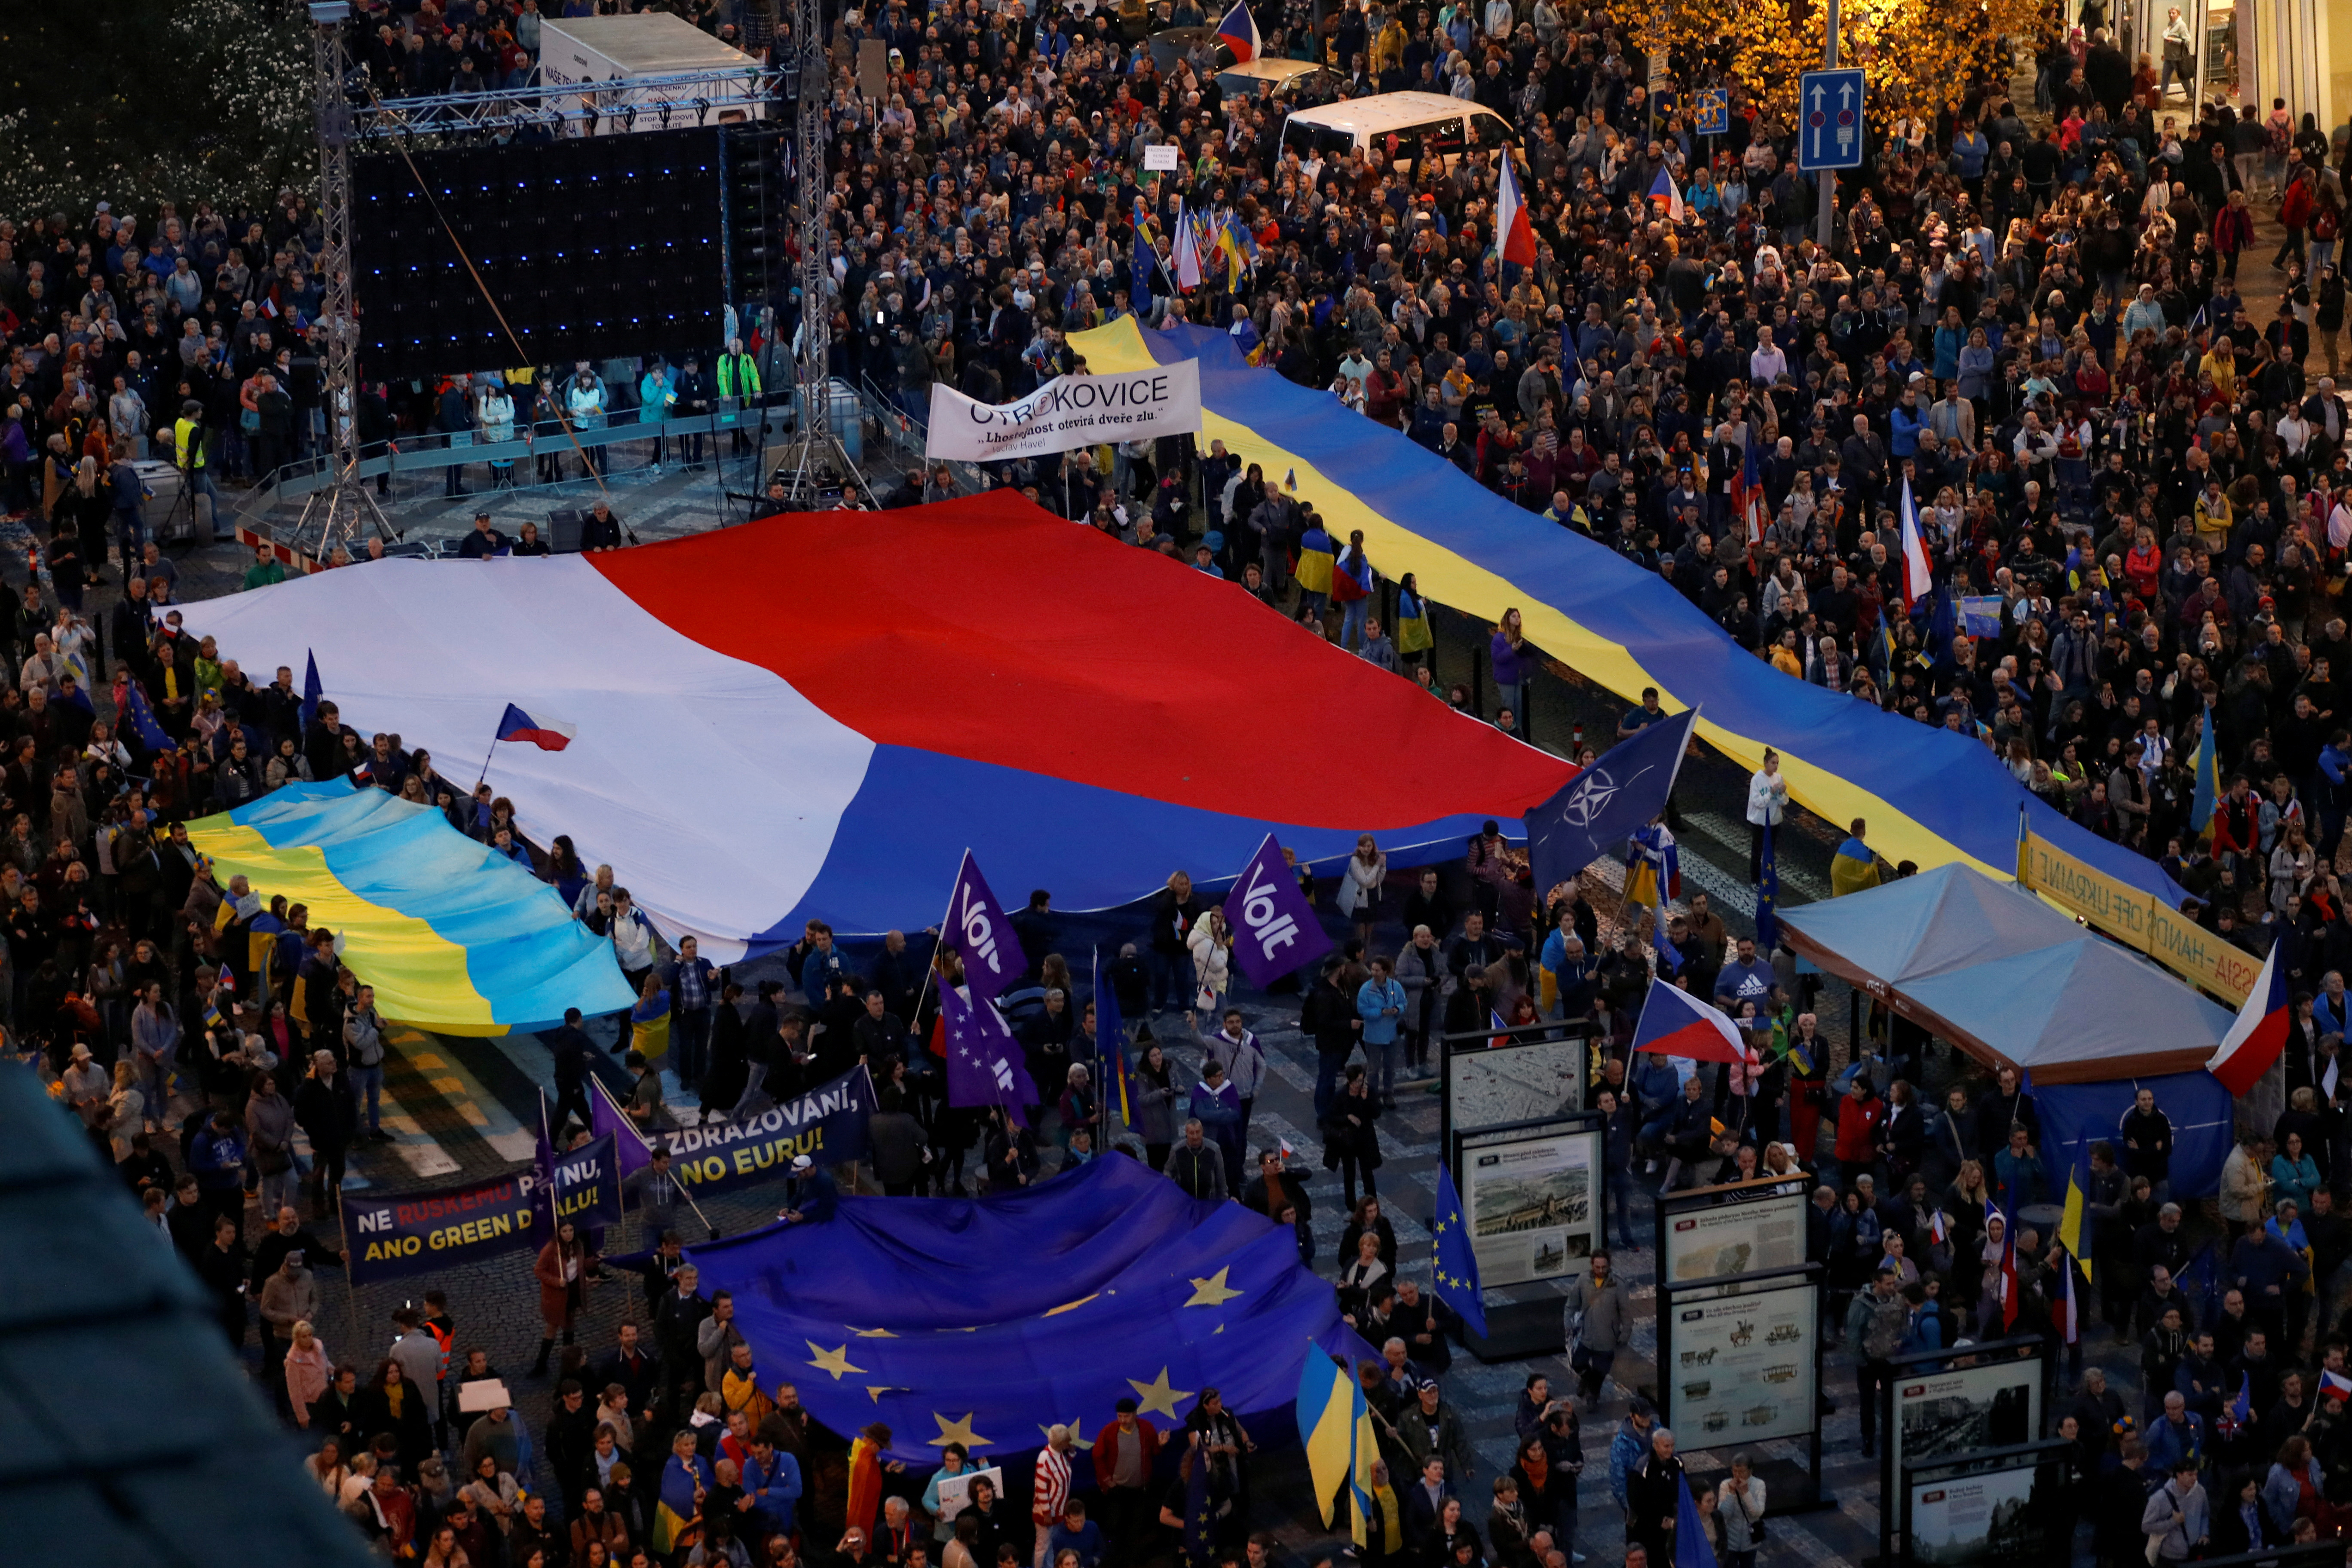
left=1901, top=1444, right=2066, bottom=1568
left=1880, top=1338, right=2046, bottom=1559
left=1659, top=1267, right=1820, bottom=1449
left=1439, top=1021, right=1592, bottom=1157
left=1660, top=1176, right=1810, bottom=1285
left=1454, top=1115, right=1604, bottom=1289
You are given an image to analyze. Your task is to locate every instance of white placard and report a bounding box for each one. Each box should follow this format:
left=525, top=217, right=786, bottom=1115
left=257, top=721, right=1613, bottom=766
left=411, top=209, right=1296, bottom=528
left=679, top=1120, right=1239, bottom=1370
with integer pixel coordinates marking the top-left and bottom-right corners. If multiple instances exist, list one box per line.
left=934, top=1466, right=1003, bottom=1520
left=925, top=361, right=1201, bottom=462
left=1144, top=143, right=1181, bottom=171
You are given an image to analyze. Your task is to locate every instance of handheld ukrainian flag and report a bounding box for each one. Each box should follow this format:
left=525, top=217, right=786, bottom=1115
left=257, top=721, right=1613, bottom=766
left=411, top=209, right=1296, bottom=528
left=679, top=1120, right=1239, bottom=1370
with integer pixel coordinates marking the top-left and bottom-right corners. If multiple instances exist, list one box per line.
left=1094, top=946, right=1136, bottom=1130
left=1621, top=821, right=1680, bottom=911
left=2059, top=1157, right=2091, bottom=1283
left=1350, top=1378, right=1381, bottom=1547
left=2190, top=704, right=2219, bottom=836
left=1296, top=1347, right=1358, bottom=1525
left=1432, top=1161, right=1488, bottom=1338
left=1216, top=217, right=1248, bottom=290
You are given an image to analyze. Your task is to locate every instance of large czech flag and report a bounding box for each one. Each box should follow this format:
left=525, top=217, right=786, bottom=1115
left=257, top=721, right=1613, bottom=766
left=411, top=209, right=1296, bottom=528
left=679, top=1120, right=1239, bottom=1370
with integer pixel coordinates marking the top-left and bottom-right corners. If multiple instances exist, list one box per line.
left=1630, top=979, right=1750, bottom=1065
left=183, top=496, right=1571, bottom=960
left=1216, top=0, right=1261, bottom=61
left=2207, top=935, right=2288, bottom=1094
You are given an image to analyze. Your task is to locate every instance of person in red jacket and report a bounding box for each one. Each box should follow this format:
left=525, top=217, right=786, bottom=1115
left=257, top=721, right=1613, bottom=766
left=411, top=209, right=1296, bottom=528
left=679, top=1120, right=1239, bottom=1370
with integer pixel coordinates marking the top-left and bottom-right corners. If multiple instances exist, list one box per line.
left=2280, top=162, right=2318, bottom=271
left=2212, top=774, right=2260, bottom=872
left=1090, top=1397, right=1163, bottom=1563
left=2214, top=189, right=2257, bottom=280
left=1835, top=1075, right=1887, bottom=1185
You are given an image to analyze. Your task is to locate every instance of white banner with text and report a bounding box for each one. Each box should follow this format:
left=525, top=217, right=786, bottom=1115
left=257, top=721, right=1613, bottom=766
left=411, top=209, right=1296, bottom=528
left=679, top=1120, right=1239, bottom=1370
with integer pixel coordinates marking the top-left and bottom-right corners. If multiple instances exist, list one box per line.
left=925, top=361, right=1201, bottom=461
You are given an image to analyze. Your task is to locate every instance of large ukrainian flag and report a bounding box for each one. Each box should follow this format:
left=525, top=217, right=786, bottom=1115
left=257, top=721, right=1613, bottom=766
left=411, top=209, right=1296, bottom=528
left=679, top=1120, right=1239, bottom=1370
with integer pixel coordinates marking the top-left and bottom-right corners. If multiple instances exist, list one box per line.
left=187, top=780, right=634, bottom=1035
left=1078, top=320, right=2185, bottom=909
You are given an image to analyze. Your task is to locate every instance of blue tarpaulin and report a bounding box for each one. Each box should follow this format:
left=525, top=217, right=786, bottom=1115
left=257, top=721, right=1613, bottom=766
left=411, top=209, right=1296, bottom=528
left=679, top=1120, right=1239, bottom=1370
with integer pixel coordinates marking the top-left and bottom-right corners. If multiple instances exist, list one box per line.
left=1779, top=865, right=2239, bottom=1194
left=686, top=1156, right=1374, bottom=1463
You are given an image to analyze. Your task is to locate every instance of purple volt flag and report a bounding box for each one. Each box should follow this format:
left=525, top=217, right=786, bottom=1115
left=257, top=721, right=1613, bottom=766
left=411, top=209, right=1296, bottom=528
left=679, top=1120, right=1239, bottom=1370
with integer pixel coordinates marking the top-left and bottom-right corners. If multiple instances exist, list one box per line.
left=591, top=1076, right=654, bottom=1180
left=941, top=984, right=1039, bottom=1127
left=1222, top=832, right=1335, bottom=988
left=943, top=850, right=1027, bottom=1006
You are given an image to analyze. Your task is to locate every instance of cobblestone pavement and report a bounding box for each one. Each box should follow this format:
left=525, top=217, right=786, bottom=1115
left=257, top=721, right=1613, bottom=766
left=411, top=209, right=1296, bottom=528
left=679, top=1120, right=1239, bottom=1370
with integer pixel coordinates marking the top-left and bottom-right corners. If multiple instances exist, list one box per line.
left=197, top=877, right=2154, bottom=1568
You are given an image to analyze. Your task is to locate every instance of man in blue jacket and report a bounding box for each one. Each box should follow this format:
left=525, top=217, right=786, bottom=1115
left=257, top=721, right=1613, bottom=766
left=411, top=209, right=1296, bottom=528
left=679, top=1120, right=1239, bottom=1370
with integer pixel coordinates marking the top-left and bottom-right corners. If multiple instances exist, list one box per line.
left=741, top=1433, right=805, bottom=1538
left=187, top=1108, right=250, bottom=1225
left=662, top=936, right=719, bottom=1101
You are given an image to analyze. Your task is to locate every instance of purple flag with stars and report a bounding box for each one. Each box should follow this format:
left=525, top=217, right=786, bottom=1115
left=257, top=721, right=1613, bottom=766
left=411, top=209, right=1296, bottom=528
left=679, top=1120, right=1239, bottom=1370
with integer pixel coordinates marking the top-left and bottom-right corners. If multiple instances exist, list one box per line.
left=943, top=850, right=1027, bottom=1007
left=1221, top=833, right=1334, bottom=988
left=940, top=983, right=1039, bottom=1127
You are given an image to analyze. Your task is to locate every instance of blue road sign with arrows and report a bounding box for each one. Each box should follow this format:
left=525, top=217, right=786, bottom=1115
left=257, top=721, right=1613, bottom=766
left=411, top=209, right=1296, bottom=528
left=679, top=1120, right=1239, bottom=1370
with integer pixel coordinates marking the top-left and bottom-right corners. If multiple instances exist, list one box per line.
left=1694, top=88, right=1728, bottom=136
left=1798, top=68, right=1864, bottom=170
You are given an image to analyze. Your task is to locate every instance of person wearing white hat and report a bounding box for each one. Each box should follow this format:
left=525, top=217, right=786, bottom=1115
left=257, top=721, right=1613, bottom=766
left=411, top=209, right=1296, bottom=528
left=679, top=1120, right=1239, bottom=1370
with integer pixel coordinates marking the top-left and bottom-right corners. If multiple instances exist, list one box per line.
left=61, top=1042, right=108, bottom=1127
left=780, top=1153, right=838, bottom=1225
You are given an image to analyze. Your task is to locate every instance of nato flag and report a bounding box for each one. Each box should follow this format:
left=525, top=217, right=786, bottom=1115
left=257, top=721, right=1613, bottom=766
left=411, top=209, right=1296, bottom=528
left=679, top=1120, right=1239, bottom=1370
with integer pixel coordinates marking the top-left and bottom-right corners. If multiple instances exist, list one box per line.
left=1432, top=1161, right=1487, bottom=1339
left=1526, top=706, right=1699, bottom=901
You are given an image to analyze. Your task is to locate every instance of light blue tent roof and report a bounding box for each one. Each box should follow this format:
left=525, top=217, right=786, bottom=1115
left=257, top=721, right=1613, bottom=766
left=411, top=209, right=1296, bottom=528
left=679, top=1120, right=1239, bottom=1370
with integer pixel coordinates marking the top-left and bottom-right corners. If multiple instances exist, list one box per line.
left=1776, top=861, right=2088, bottom=983
left=1899, top=937, right=2237, bottom=1077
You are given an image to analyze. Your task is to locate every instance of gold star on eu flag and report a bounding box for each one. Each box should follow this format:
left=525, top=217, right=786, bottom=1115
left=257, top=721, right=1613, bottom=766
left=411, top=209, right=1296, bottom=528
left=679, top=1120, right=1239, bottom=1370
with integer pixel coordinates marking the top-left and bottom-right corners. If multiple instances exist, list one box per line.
left=1184, top=1267, right=1243, bottom=1307
left=1127, top=1366, right=1195, bottom=1420
left=929, top=1412, right=992, bottom=1449
left=805, top=1341, right=868, bottom=1380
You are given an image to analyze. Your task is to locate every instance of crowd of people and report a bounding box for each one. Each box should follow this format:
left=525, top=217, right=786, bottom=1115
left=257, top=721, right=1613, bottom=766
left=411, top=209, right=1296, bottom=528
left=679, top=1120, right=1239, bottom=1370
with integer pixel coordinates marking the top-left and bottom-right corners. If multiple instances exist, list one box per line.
left=24, top=0, right=2352, bottom=1559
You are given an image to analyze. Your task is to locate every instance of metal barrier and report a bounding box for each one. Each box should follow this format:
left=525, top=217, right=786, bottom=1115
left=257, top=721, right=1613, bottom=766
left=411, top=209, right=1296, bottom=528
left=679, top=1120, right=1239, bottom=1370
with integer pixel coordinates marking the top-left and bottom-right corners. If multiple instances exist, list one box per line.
left=240, top=399, right=792, bottom=509
left=851, top=375, right=988, bottom=494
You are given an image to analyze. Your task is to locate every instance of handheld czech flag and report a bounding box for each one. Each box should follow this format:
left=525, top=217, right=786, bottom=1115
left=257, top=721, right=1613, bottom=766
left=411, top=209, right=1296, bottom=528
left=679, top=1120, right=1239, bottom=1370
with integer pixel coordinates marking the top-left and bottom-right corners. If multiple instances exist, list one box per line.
left=2207, top=935, right=2290, bottom=1095
left=1496, top=155, right=1537, bottom=267
left=1215, top=0, right=1262, bottom=61
left=2055, top=1254, right=2080, bottom=1345
left=1898, top=478, right=1935, bottom=608
left=1929, top=1208, right=1949, bottom=1246
left=2323, top=1368, right=2352, bottom=1402
left=1173, top=211, right=1203, bottom=291
left=1646, top=165, right=1686, bottom=221
left=496, top=703, right=577, bottom=751
left=1630, top=979, right=1751, bottom=1065
left=1488, top=1006, right=1511, bottom=1050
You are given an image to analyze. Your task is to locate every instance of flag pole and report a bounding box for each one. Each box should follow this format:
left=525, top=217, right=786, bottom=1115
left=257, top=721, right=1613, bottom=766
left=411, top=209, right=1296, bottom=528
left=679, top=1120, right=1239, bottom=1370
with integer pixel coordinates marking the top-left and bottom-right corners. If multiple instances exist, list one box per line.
left=473, top=733, right=500, bottom=793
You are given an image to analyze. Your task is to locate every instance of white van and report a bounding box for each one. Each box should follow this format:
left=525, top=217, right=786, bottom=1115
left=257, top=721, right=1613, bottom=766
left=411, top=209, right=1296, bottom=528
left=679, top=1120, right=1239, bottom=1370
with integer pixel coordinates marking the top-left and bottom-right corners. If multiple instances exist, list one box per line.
left=1277, top=91, right=1512, bottom=170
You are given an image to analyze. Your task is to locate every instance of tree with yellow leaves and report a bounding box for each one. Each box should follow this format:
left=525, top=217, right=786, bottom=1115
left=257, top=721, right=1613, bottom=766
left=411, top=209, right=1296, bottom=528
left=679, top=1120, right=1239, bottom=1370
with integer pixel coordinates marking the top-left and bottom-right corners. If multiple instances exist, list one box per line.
left=1633, top=0, right=2043, bottom=129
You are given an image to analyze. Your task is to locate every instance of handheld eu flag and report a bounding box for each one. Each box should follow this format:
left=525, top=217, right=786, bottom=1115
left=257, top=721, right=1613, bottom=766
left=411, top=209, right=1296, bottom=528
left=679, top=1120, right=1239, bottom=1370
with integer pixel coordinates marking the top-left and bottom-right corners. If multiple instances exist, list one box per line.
left=1432, top=1161, right=1487, bottom=1338
left=1754, top=818, right=1779, bottom=954
left=1674, top=1469, right=1720, bottom=1568
left=1094, top=947, right=1136, bottom=1130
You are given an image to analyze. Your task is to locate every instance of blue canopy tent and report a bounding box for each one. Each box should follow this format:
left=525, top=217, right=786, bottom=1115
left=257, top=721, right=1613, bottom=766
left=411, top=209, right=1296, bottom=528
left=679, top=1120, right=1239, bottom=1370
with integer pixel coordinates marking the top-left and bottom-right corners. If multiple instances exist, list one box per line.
left=685, top=1156, right=1377, bottom=1465
left=1779, top=865, right=2239, bottom=1195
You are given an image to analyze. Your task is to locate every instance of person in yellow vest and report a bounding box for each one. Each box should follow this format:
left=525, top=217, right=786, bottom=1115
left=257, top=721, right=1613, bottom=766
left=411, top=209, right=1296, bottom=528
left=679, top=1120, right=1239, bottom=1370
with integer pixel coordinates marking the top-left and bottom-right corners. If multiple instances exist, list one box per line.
left=171, top=400, right=225, bottom=540
left=717, top=337, right=762, bottom=455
